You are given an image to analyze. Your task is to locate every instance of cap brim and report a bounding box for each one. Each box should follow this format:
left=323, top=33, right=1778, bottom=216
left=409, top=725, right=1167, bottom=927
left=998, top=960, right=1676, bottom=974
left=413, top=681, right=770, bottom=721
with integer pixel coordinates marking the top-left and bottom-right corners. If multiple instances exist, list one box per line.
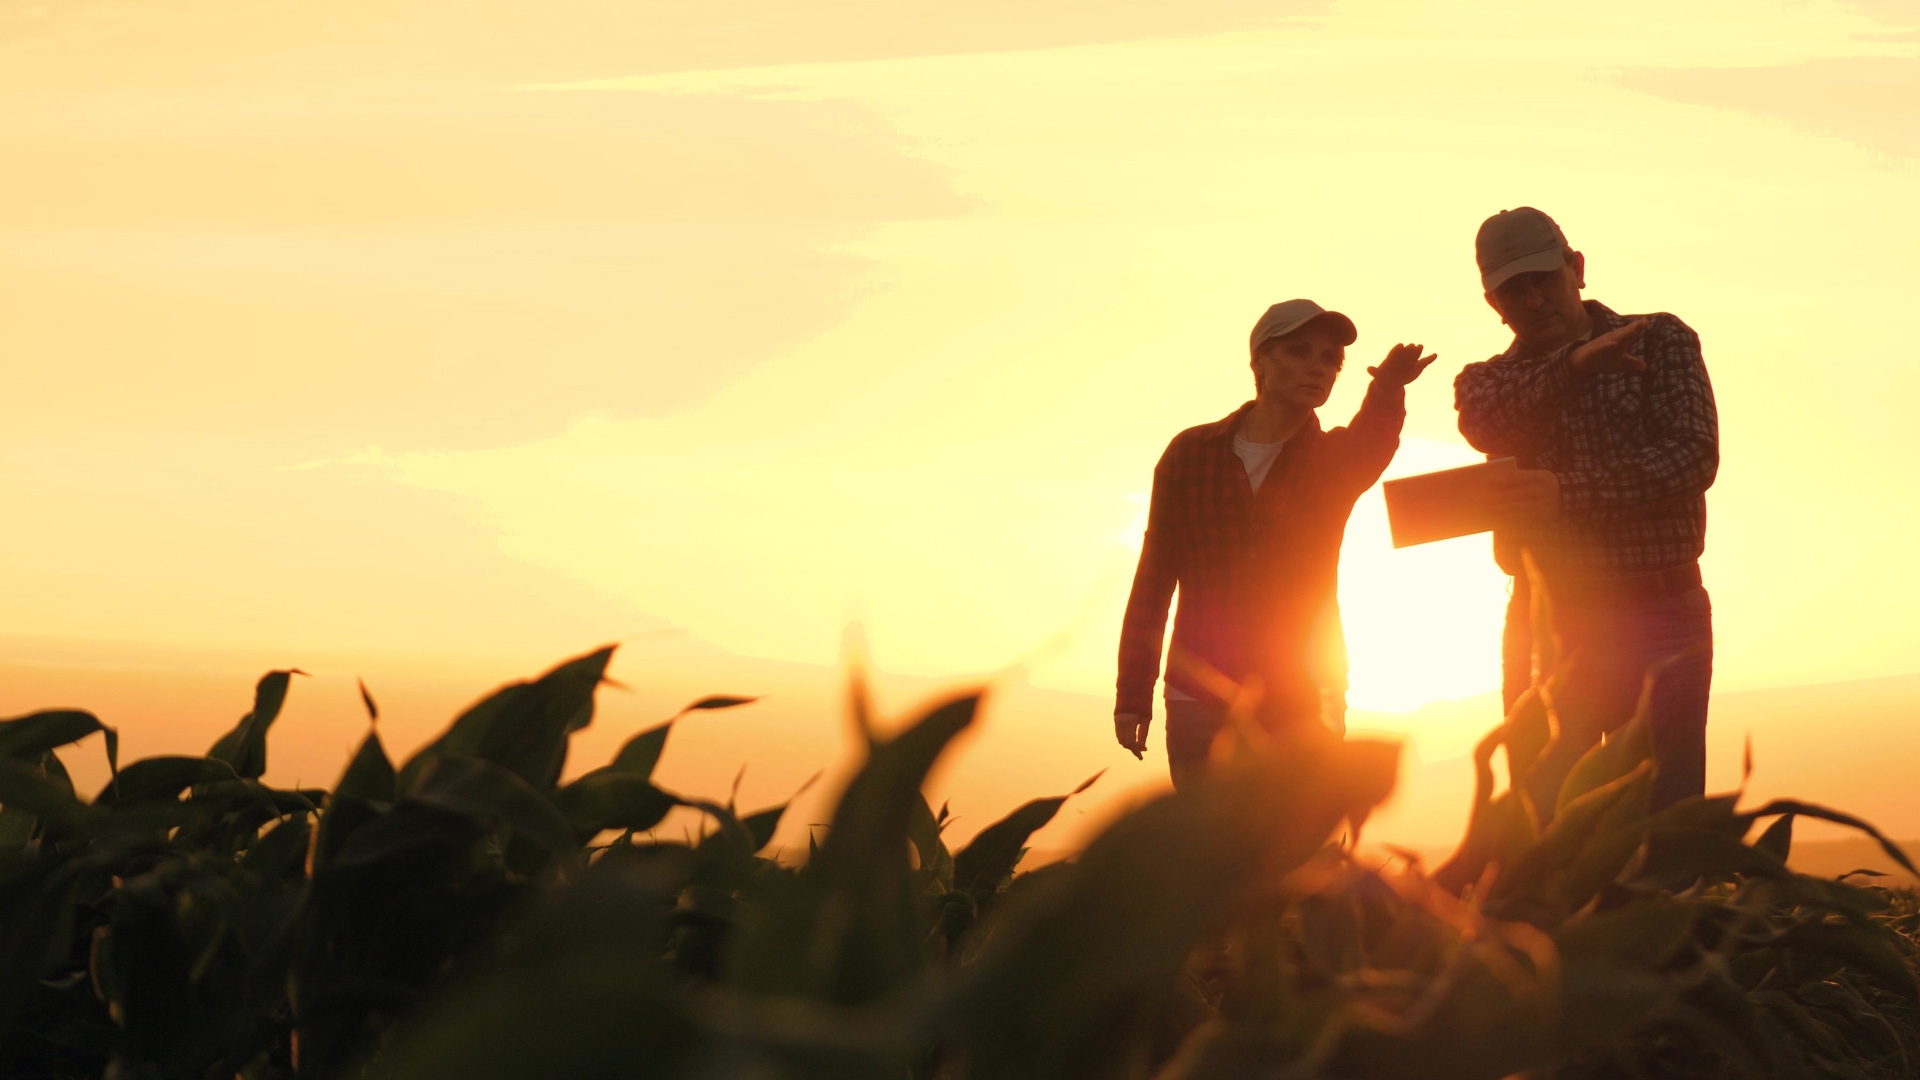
left=1482, top=247, right=1567, bottom=292
left=1311, top=310, right=1358, bottom=346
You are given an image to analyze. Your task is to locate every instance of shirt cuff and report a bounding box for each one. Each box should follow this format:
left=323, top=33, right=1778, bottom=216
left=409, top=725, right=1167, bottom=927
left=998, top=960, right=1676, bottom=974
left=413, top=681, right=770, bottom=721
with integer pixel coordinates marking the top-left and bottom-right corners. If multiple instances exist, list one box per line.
left=1364, top=375, right=1408, bottom=403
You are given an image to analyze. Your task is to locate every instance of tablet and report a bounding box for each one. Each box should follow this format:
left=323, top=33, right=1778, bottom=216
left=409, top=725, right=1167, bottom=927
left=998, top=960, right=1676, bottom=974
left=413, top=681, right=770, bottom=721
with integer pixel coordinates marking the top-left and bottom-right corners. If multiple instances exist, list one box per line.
left=1382, top=457, right=1517, bottom=548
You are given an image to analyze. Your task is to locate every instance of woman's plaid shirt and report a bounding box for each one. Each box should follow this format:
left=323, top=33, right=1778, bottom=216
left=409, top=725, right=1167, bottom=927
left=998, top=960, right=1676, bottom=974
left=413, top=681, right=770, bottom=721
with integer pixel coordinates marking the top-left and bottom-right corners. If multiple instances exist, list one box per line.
left=1115, top=380, right=1406, bottom=721
left=1454, top=300, right=1719, bottom=579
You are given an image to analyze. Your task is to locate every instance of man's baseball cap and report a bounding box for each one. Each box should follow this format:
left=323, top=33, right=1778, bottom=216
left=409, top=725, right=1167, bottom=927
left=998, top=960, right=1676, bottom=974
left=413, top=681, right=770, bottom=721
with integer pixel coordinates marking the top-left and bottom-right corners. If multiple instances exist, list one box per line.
left=1249, top=299, right=1357, bottom=355
left=1476, top=207, right=1570, bottom=291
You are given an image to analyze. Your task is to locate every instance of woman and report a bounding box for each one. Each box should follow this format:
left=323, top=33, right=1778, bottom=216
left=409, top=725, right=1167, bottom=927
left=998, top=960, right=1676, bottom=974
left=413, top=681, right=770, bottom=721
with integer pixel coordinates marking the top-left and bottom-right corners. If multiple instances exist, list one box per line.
left=1114, top=299, right=1434, bottom=789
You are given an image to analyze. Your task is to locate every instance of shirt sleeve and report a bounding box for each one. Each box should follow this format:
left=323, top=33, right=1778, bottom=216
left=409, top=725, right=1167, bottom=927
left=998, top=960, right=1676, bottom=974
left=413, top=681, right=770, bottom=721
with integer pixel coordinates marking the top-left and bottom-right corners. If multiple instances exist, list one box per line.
left=1326, top=375, right=1406, bottom=494
left=1454, top=345, right=1578, bottom=458
left=1115, top=444, right=1181, bottom=718
left=1555, top=316, right=1719, bottom=523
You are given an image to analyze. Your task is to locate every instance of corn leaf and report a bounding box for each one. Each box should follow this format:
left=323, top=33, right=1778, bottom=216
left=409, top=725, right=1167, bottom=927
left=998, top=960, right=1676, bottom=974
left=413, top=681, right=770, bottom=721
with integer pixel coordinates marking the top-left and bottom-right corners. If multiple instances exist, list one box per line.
left=681, top=695, right=760, bottom=712
left=952, top=771, right=1101, bottom=899
left=407, top=754, right=580, bottom=860
left=98, top=755, right=240, bottom=806
left=242, top=815, right=312, bottom=879
left=0, top=709, right=112, bottom=764
left=1739, top=799, right=1918, bottom=877
left=740, top=803, right=786, bottom=853
left=552, top=772, right=677, bottom=840
left=335, top=729, right=396, bottom=804
left=1558, top=707, right=1652, bottom=814
left=208, top=669, right=304, bottom=781
left=955, top=736, right=1398, bottom=1080
left=0, top=756, right=99, bottom=830
left=728, top=691, right=981, bottom=1005
left=605, top=720, right=672, bottom=780
left=396, top=646, right=615, bottom=796
left=1754, top=812, right=1794, bottom=864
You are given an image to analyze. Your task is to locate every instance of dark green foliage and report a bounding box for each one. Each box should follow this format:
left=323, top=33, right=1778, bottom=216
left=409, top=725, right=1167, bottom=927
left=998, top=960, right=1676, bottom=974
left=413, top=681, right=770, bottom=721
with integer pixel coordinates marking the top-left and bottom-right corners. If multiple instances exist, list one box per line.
left=335, top=730, right=396, bottom=805
left=951, top=769, right=1101, bottom=899
left=359, top=852, right=704, bottom=1080
left=408, top=754, right=582, bottom=862
left=604, top=719, right=674, bottom=779
left=0, top=709, right=118, bottom=773
left=394, top=646, right=614, bottom=796
left=2, top=640, right=1919, bottom=1080
left=210, top=669, right=306, bottom=780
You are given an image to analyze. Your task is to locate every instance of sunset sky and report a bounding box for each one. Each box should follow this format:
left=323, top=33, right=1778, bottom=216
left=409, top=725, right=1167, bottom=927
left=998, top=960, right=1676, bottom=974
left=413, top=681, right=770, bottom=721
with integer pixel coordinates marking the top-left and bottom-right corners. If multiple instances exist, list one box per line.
left=3, top=0, right=1918, bottom=850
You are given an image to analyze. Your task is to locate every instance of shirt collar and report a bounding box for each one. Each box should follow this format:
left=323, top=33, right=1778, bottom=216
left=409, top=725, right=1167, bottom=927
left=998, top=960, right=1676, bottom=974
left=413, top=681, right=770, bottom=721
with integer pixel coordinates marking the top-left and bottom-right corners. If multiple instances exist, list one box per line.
left=1197, top=400, right=1323, bottom=444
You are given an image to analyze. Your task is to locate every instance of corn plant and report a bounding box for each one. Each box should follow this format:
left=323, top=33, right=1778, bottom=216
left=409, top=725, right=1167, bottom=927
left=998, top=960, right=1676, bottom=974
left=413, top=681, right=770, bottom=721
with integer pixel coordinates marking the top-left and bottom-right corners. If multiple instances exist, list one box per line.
left=0, top=628, right=1913, bottom=1080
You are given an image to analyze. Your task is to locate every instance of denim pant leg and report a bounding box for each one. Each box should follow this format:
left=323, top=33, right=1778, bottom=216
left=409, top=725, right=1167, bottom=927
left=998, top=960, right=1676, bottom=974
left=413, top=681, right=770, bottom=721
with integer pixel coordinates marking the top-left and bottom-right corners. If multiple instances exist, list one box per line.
left=1164, top=699, right=1226, bottom=793
left=1504, top=584, right=1713, bottom=816
left=1635, top=588, right=1714, bottom=810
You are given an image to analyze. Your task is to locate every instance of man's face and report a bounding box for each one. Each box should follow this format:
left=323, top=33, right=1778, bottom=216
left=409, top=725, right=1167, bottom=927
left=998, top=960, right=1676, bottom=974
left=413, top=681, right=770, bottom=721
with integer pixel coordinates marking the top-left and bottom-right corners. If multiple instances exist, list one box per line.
left=1252, top=323, right=1345, bottom=410
left=1485, top=250, right=1587, bottom=348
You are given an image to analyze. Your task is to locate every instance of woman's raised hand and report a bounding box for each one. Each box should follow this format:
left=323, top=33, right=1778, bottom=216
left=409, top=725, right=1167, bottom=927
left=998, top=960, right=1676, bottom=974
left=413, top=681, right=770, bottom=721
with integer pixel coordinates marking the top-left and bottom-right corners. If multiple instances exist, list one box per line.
left=1367, top=343, right=1437, bottom=386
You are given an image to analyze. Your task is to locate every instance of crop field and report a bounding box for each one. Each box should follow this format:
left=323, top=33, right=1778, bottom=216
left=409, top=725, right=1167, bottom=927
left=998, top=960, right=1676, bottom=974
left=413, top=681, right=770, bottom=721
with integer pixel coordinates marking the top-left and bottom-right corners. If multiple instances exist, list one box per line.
left=3, top=601, right=1919, bottom=1078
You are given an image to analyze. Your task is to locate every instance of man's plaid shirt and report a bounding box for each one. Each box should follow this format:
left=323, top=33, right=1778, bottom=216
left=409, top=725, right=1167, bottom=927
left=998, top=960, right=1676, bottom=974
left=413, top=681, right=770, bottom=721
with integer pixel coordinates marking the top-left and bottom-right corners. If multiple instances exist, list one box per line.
left=1115, top=380, right=1405, bottom=721
left=1454, top=300, right=1718, bottom=579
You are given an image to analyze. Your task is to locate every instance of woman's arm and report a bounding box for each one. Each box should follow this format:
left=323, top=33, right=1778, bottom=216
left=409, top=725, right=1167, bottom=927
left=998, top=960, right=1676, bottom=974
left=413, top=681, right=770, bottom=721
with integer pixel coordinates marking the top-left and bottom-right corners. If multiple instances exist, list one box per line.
left=1115, top=450, right=1181, bottom=728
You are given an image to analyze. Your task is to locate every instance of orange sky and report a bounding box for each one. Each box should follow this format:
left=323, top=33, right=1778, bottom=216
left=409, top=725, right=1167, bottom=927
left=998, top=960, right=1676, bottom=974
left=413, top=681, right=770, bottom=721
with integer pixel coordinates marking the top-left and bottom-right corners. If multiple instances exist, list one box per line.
left=4, top=0, right=1919, bottom=851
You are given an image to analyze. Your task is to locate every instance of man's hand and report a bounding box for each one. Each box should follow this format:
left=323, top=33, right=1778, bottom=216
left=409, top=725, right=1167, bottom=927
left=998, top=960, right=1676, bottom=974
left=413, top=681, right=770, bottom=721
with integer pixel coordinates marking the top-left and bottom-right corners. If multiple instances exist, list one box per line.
left=1368, top=343, right=1438, bottom=386
left=1114, top=712, right=1150, bottom=759
left=1570, top=318, right=1649, bottom=375
left=1485, top=467, right=1561, bottom=524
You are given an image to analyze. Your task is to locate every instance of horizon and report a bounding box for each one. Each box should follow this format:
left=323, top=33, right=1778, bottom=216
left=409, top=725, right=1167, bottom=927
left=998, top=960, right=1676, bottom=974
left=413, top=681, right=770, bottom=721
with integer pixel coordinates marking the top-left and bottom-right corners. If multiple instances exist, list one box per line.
left=15, top=628, right=1920, bottom=860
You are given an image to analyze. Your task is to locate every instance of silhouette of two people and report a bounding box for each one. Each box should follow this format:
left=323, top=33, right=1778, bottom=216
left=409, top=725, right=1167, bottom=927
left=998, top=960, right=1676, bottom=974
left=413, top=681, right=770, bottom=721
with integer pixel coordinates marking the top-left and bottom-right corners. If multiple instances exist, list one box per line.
left=1118, top=207, right=1717, bottom=812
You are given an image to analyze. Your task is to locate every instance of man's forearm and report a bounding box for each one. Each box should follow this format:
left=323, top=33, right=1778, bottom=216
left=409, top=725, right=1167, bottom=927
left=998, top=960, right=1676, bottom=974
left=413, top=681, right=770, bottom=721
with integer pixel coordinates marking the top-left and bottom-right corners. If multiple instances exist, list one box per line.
left=1454, top=351, right=1574, bottom=455
left=1558, top=319, right=1718, bottom=522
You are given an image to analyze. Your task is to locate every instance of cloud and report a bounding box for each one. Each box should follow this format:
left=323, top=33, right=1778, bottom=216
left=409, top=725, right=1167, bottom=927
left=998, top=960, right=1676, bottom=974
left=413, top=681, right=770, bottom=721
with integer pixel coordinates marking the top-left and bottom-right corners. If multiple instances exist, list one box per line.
left=0, top=85, right=972, bottom=452
left=1622, top=55, right=1920, bottom=160
left=1843, top=0, right=1920, bottom=40
left=0, top=0, right=1333, bottom=91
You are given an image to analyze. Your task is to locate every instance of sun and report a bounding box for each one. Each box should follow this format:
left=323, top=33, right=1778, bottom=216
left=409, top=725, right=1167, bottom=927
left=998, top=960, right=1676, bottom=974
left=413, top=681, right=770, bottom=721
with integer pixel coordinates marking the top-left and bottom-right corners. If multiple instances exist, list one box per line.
left=1337, top=437, right=1511, bottom=715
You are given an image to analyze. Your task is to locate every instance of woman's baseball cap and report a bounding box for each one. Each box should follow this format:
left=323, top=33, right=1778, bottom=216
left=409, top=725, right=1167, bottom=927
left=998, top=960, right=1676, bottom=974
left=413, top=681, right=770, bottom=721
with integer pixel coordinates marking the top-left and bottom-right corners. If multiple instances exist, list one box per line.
left=1249, top=299, right=1357, bottom=355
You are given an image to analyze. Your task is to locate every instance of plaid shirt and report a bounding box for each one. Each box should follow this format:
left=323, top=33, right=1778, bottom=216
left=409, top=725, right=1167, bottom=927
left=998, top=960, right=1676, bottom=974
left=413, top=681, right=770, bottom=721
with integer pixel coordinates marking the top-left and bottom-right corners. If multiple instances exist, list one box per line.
left=1116, top=379, right=1405, bottom=720
left=1454, top=300, right=1718, bottom=579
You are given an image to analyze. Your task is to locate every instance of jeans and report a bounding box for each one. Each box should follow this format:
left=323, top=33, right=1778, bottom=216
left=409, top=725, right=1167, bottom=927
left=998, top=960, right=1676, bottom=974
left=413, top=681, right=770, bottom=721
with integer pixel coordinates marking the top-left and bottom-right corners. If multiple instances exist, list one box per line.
left=1164, top=699, right=1226, bottom=793
left=1163, top=693, right=1342, bottom=792
left=1502, top=582, right=1714, bottom=816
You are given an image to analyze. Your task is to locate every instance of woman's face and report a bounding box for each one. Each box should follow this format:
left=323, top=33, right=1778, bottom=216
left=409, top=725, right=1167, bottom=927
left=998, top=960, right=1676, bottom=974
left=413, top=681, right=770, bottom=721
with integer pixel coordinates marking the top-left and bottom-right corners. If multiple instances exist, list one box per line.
left=1252, top=324, right=1345, bottom=410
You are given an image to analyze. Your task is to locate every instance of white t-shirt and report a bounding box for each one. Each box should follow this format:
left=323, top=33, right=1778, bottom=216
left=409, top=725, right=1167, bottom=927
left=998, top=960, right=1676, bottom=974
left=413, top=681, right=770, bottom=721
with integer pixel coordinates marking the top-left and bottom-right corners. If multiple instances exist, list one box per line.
left=1233, top=435, right=1287, bottom=494
left=1164, top=433, right=1288, bottom=703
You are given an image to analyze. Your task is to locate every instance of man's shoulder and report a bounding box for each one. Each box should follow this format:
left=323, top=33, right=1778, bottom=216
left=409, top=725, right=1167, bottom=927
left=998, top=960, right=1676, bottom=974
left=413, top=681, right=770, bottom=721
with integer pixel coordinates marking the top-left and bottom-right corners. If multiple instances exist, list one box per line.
left=1604, top=305, right=1699, bottom=344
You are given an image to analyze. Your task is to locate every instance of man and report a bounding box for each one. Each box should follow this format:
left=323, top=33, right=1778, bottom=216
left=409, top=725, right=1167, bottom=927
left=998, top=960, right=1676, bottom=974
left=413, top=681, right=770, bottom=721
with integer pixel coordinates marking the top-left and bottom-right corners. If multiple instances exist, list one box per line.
left=1456, top=207, right=1719, bottom=816
left=1115, top=300, right=1434, bottom=789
